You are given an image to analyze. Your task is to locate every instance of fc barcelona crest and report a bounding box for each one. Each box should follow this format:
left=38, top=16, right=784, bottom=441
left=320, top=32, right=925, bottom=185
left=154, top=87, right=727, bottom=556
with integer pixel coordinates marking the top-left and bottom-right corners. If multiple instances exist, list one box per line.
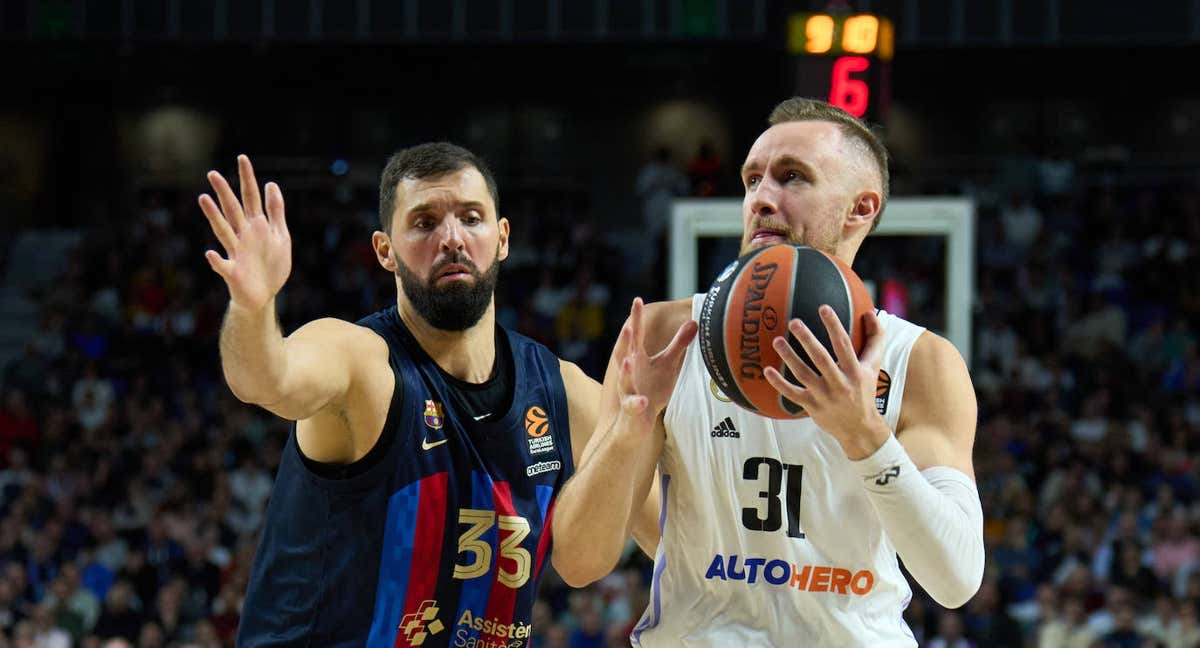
left=423, top=400, right=445, bottom=430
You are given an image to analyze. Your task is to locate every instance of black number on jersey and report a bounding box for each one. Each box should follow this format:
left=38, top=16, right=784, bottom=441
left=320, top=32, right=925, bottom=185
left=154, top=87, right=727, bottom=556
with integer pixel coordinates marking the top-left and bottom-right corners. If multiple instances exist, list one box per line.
left=741, top=457, right=805, bottom=539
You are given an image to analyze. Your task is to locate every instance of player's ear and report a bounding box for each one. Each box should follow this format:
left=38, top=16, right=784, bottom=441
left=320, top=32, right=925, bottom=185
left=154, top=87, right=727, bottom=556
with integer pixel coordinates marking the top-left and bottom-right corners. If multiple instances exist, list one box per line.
left=497, top=217, right=510, bottom=262
left=372, top=231, right=397, bottom=271
left=848, top=190, right=881, bottom=229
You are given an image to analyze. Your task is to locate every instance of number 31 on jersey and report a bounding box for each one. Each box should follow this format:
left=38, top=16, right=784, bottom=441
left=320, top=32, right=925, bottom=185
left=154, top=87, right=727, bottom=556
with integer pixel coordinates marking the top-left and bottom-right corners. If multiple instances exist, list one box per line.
left=742, top=457, right=806, bottom=539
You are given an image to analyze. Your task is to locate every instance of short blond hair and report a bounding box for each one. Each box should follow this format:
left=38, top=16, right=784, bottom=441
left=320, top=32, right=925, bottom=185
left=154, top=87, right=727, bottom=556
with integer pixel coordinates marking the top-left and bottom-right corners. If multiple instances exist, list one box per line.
left=767, top=97, right=889, bottom=232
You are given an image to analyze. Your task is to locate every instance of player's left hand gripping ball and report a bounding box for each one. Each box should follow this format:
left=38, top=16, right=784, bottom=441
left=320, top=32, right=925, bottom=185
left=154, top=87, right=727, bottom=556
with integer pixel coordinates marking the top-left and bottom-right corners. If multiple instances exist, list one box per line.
left=765, top=306, right=889, bottom=459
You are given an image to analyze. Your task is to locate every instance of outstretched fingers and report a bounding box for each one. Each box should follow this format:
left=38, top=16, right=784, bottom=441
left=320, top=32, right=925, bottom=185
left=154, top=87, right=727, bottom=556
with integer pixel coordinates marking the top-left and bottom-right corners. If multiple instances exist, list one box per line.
left=653, top=319, right=698, bottom=367
left=618, top=356, right=649, bottom=414
left=198, top=194, right=237, bottom=254
left=207, top=170, right=246, bottom=233
left=763, top=366, right=810, bottom=408
left=204, top=250, right=233, bottom=279
left=629, top=298, right=646, bottom=354
left=612, top=317, right=634, bottom=364
left=772, top=335, right=820, bottom=389
left=237, top=155, right=264, bottom=219
left=858, top=309, right=886, bottom=368
left=787, top=318, right=840, bottom=379
left=818, top=305, right=857, bottom=368
left=265, top=181, right=287, bottom=230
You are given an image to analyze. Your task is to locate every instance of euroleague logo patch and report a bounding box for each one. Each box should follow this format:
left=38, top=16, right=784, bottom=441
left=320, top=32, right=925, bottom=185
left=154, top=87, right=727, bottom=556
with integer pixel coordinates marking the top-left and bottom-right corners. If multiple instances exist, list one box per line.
left=525, top=406, right=556, bottom=455
left=874, top=370, right=891, bottom=415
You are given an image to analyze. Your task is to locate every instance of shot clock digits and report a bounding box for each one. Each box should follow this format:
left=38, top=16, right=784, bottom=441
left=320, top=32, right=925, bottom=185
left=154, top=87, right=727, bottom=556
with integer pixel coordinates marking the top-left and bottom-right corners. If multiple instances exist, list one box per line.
left=788, top=13, right=894, bottom=121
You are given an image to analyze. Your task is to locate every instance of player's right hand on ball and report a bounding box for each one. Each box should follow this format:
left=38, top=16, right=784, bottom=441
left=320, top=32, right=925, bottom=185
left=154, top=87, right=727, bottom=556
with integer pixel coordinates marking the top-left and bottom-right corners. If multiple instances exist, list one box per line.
left=198, top=155, right=292, bottom=311
left=614, top=298, right=697, bottom=421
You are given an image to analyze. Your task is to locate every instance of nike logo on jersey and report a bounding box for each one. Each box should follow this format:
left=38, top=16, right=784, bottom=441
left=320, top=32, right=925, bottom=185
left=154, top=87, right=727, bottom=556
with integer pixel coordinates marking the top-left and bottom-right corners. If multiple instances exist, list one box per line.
left=472, top=413, right=491, bottom=421
left=421, top=436, right=448, bottom=450
left=711, top=417, right=740, bottom=438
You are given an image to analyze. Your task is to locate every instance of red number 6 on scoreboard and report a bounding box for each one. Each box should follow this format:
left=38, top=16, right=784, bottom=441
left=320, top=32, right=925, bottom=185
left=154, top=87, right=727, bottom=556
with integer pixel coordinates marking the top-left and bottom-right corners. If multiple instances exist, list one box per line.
left=829, top=56, right=870, bottom=118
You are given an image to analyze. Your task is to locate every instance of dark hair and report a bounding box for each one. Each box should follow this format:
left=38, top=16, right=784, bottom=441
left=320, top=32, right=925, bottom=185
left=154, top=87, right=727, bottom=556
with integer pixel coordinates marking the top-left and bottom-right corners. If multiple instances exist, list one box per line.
left=377, top=142, right=500, bottom=232
left=767, top=97, right=890, bottom=232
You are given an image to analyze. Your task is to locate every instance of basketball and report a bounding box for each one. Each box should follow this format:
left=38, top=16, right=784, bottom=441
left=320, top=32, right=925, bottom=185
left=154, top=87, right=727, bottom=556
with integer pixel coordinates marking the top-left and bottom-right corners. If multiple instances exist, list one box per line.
left=698, top=244, right=875, bottom=419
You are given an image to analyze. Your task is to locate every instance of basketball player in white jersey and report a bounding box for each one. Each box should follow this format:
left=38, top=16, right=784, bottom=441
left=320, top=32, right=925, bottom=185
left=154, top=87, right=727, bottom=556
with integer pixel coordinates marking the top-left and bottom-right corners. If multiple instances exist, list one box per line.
left=552, top=98, right=985, bottom=646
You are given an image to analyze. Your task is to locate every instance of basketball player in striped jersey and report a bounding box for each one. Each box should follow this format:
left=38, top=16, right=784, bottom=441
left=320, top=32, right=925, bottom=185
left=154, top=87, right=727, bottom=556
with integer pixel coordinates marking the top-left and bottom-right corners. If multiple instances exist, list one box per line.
left=553, top=98, right=985, bottom=646
left=197, top=145, right=658, bottom=647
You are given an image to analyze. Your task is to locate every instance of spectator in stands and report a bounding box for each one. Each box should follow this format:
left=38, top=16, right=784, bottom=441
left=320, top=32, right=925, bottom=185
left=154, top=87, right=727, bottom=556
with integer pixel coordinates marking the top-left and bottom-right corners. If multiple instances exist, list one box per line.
left=28, top=603, right=69, bottom=648
left=636, top=146, right=689, bottom=294
left=93, top=581, right=142, bottom=642
left=686, top=139, right=721, bottom=197
left=1000, top=192, right=1043, bottom=254
left=635, top=146, right=688, bottom=246
left=962, top=578, right=1023, bottom=647
left=0, top=391, right=38, bottom=465
left=1099, top=599, right=1146, bottom=648
left=928, top=611, right=974, bottom=648
left=1038, top=596, right=1096, bottom=648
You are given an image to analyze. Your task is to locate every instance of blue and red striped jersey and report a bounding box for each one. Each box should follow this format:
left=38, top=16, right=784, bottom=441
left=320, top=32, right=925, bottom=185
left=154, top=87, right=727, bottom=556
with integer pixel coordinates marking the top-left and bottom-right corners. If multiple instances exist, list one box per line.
left=237, top=307, right=574, bottom=647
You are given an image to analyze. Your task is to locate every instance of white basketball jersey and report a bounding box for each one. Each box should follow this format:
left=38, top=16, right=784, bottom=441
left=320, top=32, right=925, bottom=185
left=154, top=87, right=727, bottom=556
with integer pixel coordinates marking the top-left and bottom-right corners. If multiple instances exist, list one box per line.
left=630, top=295, right=926, bottom=647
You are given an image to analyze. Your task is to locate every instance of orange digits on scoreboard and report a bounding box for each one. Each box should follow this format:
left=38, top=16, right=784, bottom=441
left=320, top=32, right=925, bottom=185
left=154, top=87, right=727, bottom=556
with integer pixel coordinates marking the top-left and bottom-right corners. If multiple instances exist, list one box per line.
left=842, top=15, right=879, bottom=54
left=878, top=19, right=894, bottom=61
left=805, top=15, right=834, bottom=54
left=789, top=13, right=892, bottom=59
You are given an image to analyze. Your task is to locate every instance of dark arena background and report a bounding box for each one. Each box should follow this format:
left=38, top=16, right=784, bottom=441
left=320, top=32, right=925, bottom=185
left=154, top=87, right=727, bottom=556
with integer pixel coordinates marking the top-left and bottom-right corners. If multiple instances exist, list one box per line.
left=2, top=0, right=1200, bottom=646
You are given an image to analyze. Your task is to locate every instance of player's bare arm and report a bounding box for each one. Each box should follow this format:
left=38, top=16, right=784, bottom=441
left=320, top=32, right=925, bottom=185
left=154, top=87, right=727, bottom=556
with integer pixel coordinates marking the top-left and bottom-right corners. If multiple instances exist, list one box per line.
left=892, top=332, right=976, bottom=476
left=552, top=298, right=696, bottom=587
left=200, top=155, right=393, bottom=464
left=558, top=360, right=664, bottom=560
left=768, top=305, right=985, bottom=608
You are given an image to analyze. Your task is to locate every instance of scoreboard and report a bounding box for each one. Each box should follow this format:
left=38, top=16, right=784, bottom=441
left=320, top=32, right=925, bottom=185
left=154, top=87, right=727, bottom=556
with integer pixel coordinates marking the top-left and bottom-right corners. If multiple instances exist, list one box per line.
left=787, top=13, right=894, bottom=124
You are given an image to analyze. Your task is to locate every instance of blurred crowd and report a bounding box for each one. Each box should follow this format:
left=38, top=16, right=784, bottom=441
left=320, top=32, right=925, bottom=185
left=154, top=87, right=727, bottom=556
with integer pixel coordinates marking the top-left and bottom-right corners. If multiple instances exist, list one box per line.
left=920, top=172, right=1200, bottom=648
left=0, top=145, right=1196, bottom=648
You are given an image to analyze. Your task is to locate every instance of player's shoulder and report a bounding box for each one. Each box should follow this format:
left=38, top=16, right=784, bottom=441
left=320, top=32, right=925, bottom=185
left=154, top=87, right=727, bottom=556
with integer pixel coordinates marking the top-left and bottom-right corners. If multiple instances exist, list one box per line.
left=642, top=298, right=694, bottom=356
left=909, top=329, right=966, bottom=372
left=288, top=317, right=390, bottom=357
left=557, top=358, right=599, bottom=396
left=901, top=330, right=975, bottom=418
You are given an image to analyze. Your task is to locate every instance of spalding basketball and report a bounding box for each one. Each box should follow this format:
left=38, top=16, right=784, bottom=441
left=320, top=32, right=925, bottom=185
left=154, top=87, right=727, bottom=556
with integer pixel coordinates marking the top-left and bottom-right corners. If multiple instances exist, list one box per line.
left=698, top=244, right=875, bottom=419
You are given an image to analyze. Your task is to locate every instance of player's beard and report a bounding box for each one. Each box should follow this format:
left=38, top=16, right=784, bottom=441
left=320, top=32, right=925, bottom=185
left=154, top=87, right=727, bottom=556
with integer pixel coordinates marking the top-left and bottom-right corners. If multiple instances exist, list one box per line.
left=740, top=215, right=840, bottom=256
left=394, top=246, right=500, bottom=332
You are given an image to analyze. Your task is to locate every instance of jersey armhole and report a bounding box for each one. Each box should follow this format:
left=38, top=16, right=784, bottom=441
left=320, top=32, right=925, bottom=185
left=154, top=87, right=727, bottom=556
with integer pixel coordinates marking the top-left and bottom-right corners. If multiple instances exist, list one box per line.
left=296, top=328, right=407, bottom=487
left=878, top=312, right=926, bottom=432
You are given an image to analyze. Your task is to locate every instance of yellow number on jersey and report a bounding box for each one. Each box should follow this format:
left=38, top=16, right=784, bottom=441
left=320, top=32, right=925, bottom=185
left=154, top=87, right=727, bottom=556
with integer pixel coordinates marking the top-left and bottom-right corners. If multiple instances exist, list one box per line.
left=454, top=509, right=495, bottom=580
left=452, top=509, right=533, bottom=589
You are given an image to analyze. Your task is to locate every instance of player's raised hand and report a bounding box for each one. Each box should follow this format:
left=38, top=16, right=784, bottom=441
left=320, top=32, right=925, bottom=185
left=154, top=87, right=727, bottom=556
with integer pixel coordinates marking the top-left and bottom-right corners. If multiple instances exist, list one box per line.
left=198, top=155, right=292, bottom=311
left=765, top=306, right=890, bottom=458
left=614, top=298, right=698, bottom=421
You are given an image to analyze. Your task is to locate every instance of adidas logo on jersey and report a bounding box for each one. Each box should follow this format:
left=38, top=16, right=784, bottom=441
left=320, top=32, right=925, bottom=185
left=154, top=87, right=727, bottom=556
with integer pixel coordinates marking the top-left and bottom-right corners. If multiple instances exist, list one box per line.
left=711, top=417, right=740, bottom=438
